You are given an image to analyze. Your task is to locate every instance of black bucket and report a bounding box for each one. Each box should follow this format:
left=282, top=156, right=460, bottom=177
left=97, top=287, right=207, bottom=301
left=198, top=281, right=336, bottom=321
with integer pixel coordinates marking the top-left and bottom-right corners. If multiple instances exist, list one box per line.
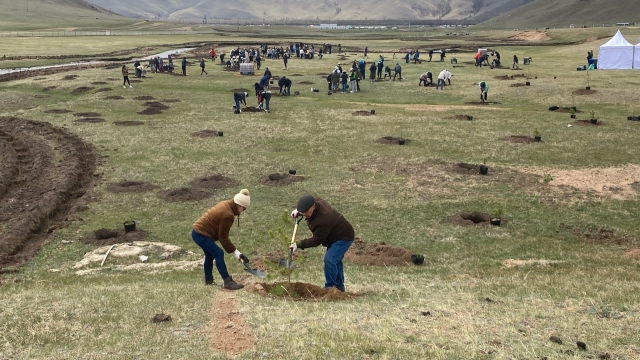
left=124, top=220, right=136, bottom=233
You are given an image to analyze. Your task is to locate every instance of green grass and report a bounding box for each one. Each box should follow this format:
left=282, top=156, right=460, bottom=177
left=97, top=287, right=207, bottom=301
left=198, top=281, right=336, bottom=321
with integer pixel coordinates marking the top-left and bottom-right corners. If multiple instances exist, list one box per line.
left=1, top=28, right=640, bottom=359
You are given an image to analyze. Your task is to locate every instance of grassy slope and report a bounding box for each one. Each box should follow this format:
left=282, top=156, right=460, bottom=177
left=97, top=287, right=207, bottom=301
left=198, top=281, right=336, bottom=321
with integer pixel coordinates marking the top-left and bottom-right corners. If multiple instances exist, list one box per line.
left=1, top=28, right=640, bottom=359
left=480, top=0, right=640, bottom=29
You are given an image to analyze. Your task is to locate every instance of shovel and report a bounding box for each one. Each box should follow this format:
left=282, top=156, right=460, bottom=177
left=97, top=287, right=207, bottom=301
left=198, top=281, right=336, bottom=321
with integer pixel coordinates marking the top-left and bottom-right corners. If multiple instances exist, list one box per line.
left=287, top=215, right=303, bottom=282
left=240, top=256, right=266, bottom=278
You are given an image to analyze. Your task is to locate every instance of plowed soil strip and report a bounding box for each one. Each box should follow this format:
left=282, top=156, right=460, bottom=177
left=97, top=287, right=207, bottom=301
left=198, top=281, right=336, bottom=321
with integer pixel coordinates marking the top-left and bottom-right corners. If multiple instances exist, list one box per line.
left=0, top=117, right=97, bottom=271
left=207, top=290, right=255, bottom=357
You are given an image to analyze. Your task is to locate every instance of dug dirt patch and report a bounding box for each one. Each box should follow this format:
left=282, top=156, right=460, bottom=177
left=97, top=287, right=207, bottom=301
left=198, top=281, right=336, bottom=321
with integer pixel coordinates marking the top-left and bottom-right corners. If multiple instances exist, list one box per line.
left=572, top=89, right=597, bottom=96
left=191, top=129, right=220, bottom=138
left=503, top=135, right=537, bottom=144
left=376, top=136, right=409, bottom=145
left=106, top=180, right=157, bottom=193
left=562, top=225, right=637, bottom=246
left=508, top=31, right=551, bottom=41
left=260, top=173, right=304, bottom=186
left=510, top=83, right=527, bottom=87
left=143, top=101, right=169, bottom=110
left=74, top=118, right=105, bottom=123
left=42, top=86, right=57, bottom=92
left=447, top=211, right=491, bottom=226
left=137, top=108, right=163, bottom=115
left=134, top=95, right=155, bottom=101
left=242, top=106, right=263, bottom=113
left=113, top=121, right=144, bottom=126
left=157, top=187, right=212, bottom=202
left=189, top=174, right=238, bottom=190
left=91, top=81, right=107, bottom=85
left=71, top=86, right=94, bottom=94
left=353, top=110, right=375, bottom=116
left=249, top=282, right=356, bottom=301
left=345, top=239, right=413, bottom=266
left=494, top=75, right=515, bottom=80
left=448, top=114, right=473, bottom=121
left=572, top=120, right=601, bottom=126
left=207, top=291, right=255, bottom=357
left=104, top=95, right=124, bottom=100
left=62, top=75, right=79, bottom=80
left=44, top=109, right=71, bottom=114
left=74, top=112, right=102, bottom=117
left=80, top=228, right=148, bottom=247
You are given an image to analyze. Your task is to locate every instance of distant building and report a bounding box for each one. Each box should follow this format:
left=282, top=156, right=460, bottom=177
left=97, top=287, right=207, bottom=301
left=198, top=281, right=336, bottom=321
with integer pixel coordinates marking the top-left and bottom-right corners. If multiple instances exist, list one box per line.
left=314, top=24, right=347, bottom=29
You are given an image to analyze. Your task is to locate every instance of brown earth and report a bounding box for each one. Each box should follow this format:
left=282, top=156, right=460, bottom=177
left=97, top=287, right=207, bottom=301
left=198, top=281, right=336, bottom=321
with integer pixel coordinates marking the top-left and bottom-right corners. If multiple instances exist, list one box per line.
left=573, top=89, right=597, bottom=96
left=80, top=228, right=148, bottom=247
left=134, top=95, right=155, bottom=101
left=623, top=249, right=640, bottom=259
left=71, top=86, right=94, bottom=94
left=510, top=83, right=527, bottom=87
left=94, top=88, right=112, bottom=93
left=556, top=107, right=584, bottom=113
left=503, top=135, right=537, bottom=144
left=91, top=81, right=108, bottom=85
left=113, top=121, right=144, bottom=126
left=464, top=102, right=497, bottom=105
left=0, top=63, right=108, bottom=83
left=161, top=99, right=181, bottom=103
left=572, top=120, right=601, bottom=126
left=507, top=31, right=551, bottom=41
left=448, top=115, right=473, bottom=121
left=562, top=225, right=637, bottom=246
left=42, top=86, right=57, bottom=92
left=157, top=187, right=212, bottom=202
left=0, top=117, right=97, bottom=272
left=74, top=112, right=102, bottom=117
left=189, top=174, right=238, bottom=190
left=104, top=95, right=124, bottom=100
left=345, top=239, right=413, bottom=266
left=207, top=290, right=255, bottom=357
left=106, top=180, right=157, bottom=193
left=144, top=101, right=170, bottom=110
left=249, top=281, right=357, bottom=301
left=74, top=118, right=105, bottom=123
left=191, top=129, right=220, bottom=138
left=242, top=106, right=263, bottom=113
left=494, top=75, right=515, bottom=80
left=137, top=108, right=163, bottom=115
left=353, top=110, right=375, bottom=116
left=290, top=74, right=303, bottom=76
left=299, top=81, right=314, bottom=84
left=447, top=211, right=494, bottom=226
left=62, top=75, right=79, bottom=80
left=44, top=109, right=71, bottom=114
left=376, top=136, right=409, bottom=145
left=260, top=173, right=304, bottom=186
left=33, top=94, right=49, bottom=99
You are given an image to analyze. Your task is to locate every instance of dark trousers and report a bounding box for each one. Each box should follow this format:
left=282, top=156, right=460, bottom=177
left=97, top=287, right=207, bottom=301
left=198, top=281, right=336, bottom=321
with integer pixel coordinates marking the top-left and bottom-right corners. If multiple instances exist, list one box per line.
left=123, top=76, right=130, bottom=86
left=191, top=230, right=229, bottom=282
left=182, top=66, right=186, bottom=76
left=324, top=240, right=353, bottom=292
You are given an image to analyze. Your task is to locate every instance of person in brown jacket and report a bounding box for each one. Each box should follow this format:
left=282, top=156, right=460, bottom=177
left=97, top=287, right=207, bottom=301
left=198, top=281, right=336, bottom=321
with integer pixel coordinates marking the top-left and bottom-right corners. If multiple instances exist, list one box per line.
left=289, top=195, right=355, bottom=292
left=191, top=189, right=251, bottom=290
left=121, top=65, right=132, bottom=88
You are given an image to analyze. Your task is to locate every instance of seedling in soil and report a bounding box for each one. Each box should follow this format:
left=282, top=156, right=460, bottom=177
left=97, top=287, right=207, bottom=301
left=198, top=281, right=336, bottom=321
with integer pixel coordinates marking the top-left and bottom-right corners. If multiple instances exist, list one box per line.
left=268, top=210, right=306, bottom=280
left=479, top=158, right=489, bottom=175
left=569, top=107, right=576, bottom=118
left=533, top=128, right=541, bottom=142
left=543, top=174, right=554, bottom=184
left=490, top=208, right=503, bottom=226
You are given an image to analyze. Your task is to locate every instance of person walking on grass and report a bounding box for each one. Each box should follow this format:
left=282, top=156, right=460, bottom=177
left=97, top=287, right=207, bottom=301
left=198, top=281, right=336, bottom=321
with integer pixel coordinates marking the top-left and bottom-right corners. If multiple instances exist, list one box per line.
left=289, top=195, right=355, bottom=292
left=200, top=59, right=208, bottom=75
left=283, top=52, right=289, bottom=69
left=512, top=54, right=519, bottom=69
left=349, top=68, right=358, bottom=93
left=122, top=65, right=132, bottom=88
left=479, top=81, right=489, bottom=102
left=192, top=189, right=252, bottom=290
left=181, top=57, right=187, bottom=76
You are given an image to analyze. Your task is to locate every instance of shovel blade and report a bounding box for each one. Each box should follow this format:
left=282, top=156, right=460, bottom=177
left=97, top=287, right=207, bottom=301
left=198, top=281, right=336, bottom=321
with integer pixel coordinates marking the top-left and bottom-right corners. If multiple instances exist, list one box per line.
left=242, top=261, right=266, bottom=278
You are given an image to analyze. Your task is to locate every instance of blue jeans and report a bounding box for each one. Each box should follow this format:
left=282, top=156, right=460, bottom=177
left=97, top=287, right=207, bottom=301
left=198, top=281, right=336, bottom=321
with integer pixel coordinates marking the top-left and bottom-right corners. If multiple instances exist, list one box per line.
left=436, top=79, right=445, bottom=90
left=191, top=229, right=229, bottom=282
left=263, top=93, right=271, bottom=110
left=350, top=80, right=356, bottom=91
left=285, top=85, right=291, bottom=96
left=324, top=240, right=353, bottom=291
left=341, top=82, right=347, bottom=92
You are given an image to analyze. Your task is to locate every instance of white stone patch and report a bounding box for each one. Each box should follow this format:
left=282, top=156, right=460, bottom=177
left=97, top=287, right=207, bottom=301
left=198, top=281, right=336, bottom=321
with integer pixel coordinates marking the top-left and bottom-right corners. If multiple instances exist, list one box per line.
left=73, top=241, right=196, bottom=271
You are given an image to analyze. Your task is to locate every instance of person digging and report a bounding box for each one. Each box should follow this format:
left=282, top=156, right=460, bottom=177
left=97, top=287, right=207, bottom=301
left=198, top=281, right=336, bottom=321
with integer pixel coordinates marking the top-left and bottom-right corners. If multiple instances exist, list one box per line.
left=233, top=92, right=248, bottom=114
left=479, top=81, right=489, bottom=103
left=289, top=195, right=354, bottom=292
left=191, top=189, right=252, bottom=290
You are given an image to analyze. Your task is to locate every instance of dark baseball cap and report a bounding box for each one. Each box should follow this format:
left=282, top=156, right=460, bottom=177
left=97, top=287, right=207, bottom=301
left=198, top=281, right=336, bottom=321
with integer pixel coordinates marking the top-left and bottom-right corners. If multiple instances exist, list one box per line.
left=297, top=195, right=315, bottom=212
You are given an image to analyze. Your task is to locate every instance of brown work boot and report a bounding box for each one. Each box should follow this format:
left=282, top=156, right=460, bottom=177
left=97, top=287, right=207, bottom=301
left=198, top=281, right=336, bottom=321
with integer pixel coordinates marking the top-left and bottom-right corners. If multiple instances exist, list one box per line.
left=223, top=276, right=244, bottom=290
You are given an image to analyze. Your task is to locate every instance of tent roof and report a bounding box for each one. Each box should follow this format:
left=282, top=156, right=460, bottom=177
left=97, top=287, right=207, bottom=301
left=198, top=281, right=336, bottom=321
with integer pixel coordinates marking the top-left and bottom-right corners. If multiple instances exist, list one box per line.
left=601, top=30, right=632, bottom=47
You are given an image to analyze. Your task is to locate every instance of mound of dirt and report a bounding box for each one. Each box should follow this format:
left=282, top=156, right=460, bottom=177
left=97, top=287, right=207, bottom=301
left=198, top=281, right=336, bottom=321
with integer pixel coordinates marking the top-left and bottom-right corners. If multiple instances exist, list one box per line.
left=33, top=78, right=47, bottom=80
left=260, top=173, right=304, bottom=186
left=290, top=74, right=303, bottom=76
left=44, top=109, right=71, bottom=114
left=376, top=136, right=409, bottom=145
left=242, top=106, right=263, bottom=113
left=353, top=110, right=375, bottom=116
left=161, top=99, right=181, bottom=103
left=74, top=112, right=102, bottom=117
left=191, top=129, right=220, bottom=138
left=503, top=135, right=537, bottom=144
left=80, top=227, right=148, bottom=247
left=106, top=180, right=157, bottom=193
left=447, top=211, right=491, bottom=226
left=556, top=107, right=583, bottom=113
left=134, top=95, right=155, bottom=101
left=91, top=81, right=107, bottom=85
left=113, top=121, right=144, bottom=126
left=452, top=162, right=483, bottom=174
left=42, top=86, right=57, bottom=92
left=71, top=87, right=94, bottom=94
left=249, top=282, right=356, bottom=301
left=0, top=117, right=97, bottom=271
left=299, top=81, right=314, bottom=84
left=143, top=101, right=170, bottom=110
left=494, top=75, right=514, bottom=80
left=189, top=174, right=238, bottom=190
left=563, top=225, right=637, bottom=246
left=573, top=89, right=597, bottom=96
left=508, top=31, right=551, bottom=41
left=572, top=120, right=601, bottom=126
left=345, top=239, right=413, bottom=266
left=94, top=88, right=112, bottom=93
left=62, top=75, right=79, bottom=80
left=104, top=95, right=124, bottom=100
left=230, top=88, right=248, bottom=92
left=157, top=187, right=212, bottom=202
left=74, top=118, right=105, bottom=123
left=510, top=83, right=527, bottom=87
left=137, top=108, right=162, bottom=115
left=448, top=115, right=473, bottom=121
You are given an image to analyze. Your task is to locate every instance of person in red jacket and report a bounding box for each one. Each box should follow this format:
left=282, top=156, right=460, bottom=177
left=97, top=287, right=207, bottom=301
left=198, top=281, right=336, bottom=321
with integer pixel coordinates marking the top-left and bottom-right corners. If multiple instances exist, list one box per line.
left=191, top=189, right=251, bottom=290
left=209, top=48, right=216, bottom=61
left=289, top=195, right=355, bottom=292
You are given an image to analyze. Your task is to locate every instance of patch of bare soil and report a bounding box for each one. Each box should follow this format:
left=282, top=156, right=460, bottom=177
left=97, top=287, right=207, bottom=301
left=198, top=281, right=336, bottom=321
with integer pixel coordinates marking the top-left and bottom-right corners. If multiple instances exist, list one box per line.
left=230, top=88, right=248, bottom=92
left=0, top=117, right=97, bottom=272
left=106, top=180, right=157, bottom=193
left=562, top=225, right=637, bottom=246
left=91, top=81, right=107, bottom=85
left=510, top=83, right=527, bottom=87
left=573, top=89, right=597, bottom=96
left=157, top=187, right=212, bottom=202
left=44, top=109, right=71, bottom=114
left=113, top=121, right=144, bottom=126
left=137, top=108, right=163, bottom=115
left=161, top=99, right=181, bottom=103
left=507, top=31, right=551, bottom=41
left=299, top=81, right=314, bottom=84
left=242, top=106, right=263, bottom=113
left=42, top=86, right=57, bottom=92
left=94, top=88, right=112, bottom=93
left=62, top=75, right=79, bottom=80
left=290, top=74, right=303, bottom=76
left=80, top=228, right=148, bottom=247
left=33, top=94, right=49, bottom=99
left=353, top=110, right=375, bottom=116
left=447, top=211, right=491, bottom=226
left=623, top=248, right=640, bottom=259
left=134, top=95, right=155, bottom=101
left=33, top=78, right=47, bottom=80
left=74, top=118, right=105, bottom=123
left=448, top=114, right=473, bottom=120
left=494, top=75, right=515, bottom=80
left=0, top=63, right=104, bottom=83
left=104, top=95, right=124, bottom=100
left=464, top=101, right=498, bottom=105
left=191, top=129, right=219, bottom=138
left=189, top=174, right=238, bottom=190
left=555, top=107, right=583, bottom=113
left=143, top=101, right=169, bottom=111
left=345, top=239, right=413, bottom=266
left=503, top=135, right=537, bottom=144
left=260, top=173, right=304, bottom=186
left=207, top=291, right=255, bottom=357
left=74, top=112, right=102, bottom=117
left=572, top=120, right=601, bottom=126
left=71, top=86, right=94, bottom=94
left=376, top=136, right=409, bottom=145
left=249, top=282, right=357, bottom=301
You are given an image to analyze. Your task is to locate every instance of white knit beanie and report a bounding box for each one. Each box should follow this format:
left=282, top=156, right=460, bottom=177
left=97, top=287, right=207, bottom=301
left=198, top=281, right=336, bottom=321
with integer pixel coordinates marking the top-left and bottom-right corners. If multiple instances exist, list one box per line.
left=233, top=189, right=250, bottom=208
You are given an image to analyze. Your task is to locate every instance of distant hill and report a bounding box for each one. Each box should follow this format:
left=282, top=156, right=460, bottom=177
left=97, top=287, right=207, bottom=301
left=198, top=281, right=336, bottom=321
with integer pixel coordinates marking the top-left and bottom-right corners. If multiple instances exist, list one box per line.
left=480, top=0, right=640, bottom=29
left=82, top=0, right=530, bottom=22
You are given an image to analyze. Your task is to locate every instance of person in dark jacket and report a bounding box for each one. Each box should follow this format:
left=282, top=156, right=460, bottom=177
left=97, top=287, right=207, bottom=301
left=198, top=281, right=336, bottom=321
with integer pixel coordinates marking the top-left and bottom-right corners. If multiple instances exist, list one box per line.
left=254, top=82, right=264, bottom=97
left=512, top=54, right=519, bottom=69
left=264, top=67, right=272, bottom=78
left=376, top=56, right=384, bottom=79
left=181, top=57, right=187, bottom=76
left=419, top=71, right=432, bottom=86
left=200, top=58, right=207, bottom=75
left=233, top=92, right=248, bottom=114
left=340, top=70, right=348, bottom=93
left=428, top=49, right=434, bottom=62
left=278, top=76, right=292, bottom=95
left=192, top=189, right=251, bottom=289
left=283, top=53, right=289, bottom=69
left=289, top=195, right=355, bottom=292
left=134, top=60, right=141, bottom=78
left=369, top=63, right=376, bottom=83
left=393, top=63, right=402, bottom=81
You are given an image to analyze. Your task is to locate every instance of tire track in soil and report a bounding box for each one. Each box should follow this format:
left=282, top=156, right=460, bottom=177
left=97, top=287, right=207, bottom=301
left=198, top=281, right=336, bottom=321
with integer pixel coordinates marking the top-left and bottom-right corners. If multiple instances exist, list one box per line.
left=0, top=117, right=97, bottom=272
left=207, top=290, right=255, bottom=357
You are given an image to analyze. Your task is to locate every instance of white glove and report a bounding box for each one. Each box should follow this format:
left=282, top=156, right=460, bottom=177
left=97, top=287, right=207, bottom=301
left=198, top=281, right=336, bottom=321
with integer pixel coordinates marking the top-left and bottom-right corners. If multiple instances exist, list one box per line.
left=290, top=209, right=300, bottom=218
left=289, top=243, right=297, bottom=252
left=233, top=249, right=242, bottom=260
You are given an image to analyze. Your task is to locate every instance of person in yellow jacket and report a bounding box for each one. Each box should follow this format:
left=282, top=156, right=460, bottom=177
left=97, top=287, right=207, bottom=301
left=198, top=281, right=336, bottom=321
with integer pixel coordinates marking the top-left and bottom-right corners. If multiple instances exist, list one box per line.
left=192, top=189, right=251, bottom=290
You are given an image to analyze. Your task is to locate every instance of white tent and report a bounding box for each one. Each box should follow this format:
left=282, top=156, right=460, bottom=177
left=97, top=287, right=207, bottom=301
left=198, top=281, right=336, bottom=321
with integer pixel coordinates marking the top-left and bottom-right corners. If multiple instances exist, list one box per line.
left=598, top=30, right=634, bottom=69
left=635, top=42, right=640, bottom=69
